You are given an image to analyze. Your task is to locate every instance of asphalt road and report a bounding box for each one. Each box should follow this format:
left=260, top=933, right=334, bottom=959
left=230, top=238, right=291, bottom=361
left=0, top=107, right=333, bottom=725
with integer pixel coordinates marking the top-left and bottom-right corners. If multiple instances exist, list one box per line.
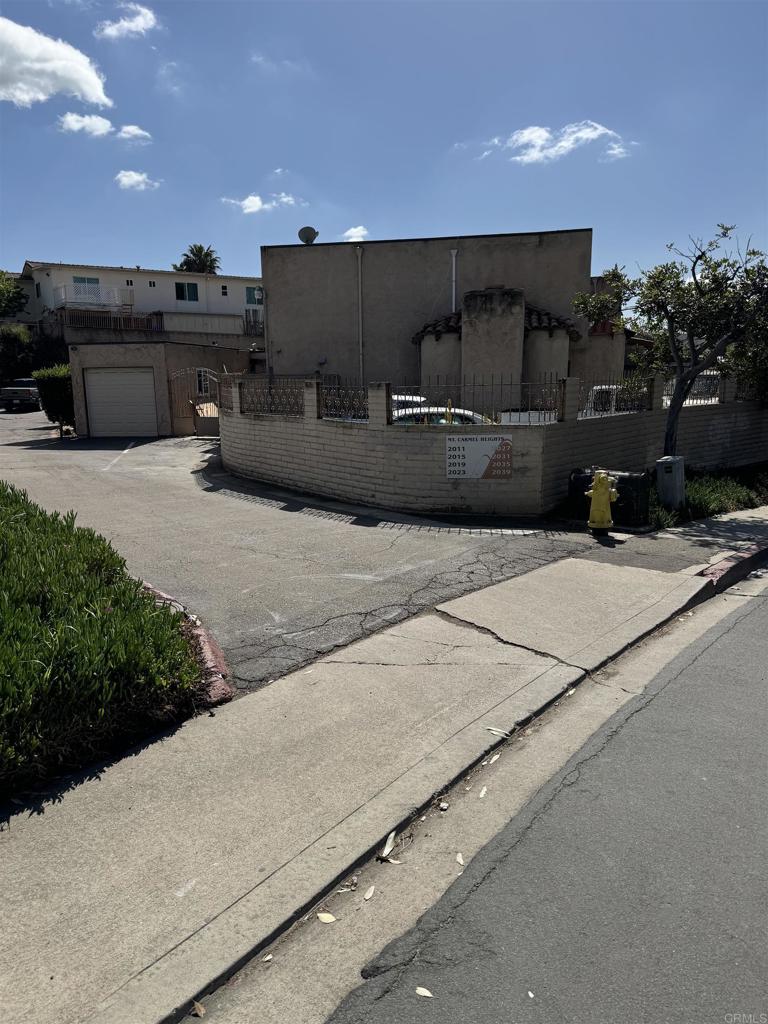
left=325, top=580, right=768, bottom=1024
left=0, top=410, right=591, bottom=690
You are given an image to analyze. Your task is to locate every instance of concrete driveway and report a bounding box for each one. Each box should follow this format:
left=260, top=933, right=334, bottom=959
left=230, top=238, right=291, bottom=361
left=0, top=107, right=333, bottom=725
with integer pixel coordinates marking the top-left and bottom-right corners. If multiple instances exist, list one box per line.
left=0, top=411, right=591, bottom=689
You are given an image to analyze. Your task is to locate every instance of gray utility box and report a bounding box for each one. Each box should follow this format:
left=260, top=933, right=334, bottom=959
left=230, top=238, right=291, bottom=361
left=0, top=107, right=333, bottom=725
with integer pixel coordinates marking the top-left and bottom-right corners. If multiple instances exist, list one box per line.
left=656, top=456, right=686, bottom=509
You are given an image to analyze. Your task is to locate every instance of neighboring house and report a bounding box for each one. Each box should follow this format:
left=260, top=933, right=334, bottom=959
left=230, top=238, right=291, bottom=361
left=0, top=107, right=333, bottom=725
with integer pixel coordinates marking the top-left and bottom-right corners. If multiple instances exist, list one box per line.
left=259, top=228, right=622, bottom=385
left=12, top=261, right=266, bottom=437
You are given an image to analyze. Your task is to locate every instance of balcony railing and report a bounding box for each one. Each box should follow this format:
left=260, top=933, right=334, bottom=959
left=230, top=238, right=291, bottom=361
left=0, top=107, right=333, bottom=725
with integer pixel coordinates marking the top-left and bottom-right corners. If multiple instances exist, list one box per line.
left=53, top=284, right=135, bottom=309
left=55, top=308, right=164, bottom=331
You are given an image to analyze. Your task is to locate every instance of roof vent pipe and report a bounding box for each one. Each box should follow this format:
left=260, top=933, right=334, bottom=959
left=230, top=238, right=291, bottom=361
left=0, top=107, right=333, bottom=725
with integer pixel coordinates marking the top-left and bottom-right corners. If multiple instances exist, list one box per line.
left=450, top=249, right=458, bottom=311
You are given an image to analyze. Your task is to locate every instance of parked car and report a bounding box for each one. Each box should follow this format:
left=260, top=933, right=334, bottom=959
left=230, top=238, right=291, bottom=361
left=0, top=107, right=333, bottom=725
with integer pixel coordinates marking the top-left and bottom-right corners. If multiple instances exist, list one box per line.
left=392, top=393, right=427, bottom=410
left=392, top=405, right=492, bottom=425
left=1, top=378, right=41, bottom=412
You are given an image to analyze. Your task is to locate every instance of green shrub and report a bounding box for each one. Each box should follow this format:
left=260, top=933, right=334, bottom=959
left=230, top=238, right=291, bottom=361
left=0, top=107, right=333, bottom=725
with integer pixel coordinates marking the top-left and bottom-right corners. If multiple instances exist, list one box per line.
left=33, top=364, right=75, bottom=430
left=0, top=482, right=201, bottom=796
left=684, top=475, right=760, bottom=519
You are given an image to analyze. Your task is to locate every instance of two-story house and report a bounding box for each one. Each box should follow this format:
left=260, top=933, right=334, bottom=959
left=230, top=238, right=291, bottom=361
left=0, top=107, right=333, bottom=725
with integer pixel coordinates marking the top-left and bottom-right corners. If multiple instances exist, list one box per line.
left=14, top=260, right=265, bottom=437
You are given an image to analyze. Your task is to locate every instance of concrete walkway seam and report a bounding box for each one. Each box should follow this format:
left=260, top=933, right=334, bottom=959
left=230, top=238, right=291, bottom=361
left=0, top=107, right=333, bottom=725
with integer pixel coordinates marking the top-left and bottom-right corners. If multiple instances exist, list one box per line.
left=88, top=537, right=768, bottom=1024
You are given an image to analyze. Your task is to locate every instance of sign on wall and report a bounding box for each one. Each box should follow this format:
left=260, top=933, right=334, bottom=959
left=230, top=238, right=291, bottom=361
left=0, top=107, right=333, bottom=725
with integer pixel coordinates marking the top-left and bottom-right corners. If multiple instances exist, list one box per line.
left=446, top=436, right=515, bottom=479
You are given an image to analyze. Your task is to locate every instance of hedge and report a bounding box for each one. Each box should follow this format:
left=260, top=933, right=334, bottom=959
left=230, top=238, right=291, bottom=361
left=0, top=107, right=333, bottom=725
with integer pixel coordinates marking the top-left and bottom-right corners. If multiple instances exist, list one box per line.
left=0, top=482, right=202, bottom=796
left=33, top=364, right=75, bottom=432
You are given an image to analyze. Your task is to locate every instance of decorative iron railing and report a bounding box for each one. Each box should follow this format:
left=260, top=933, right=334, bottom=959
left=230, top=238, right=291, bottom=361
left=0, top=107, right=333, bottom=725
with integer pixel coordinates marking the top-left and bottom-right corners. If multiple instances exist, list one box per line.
left=238, top=377, right=304, bottom=416
left=320, top=384, right=369, bottom=421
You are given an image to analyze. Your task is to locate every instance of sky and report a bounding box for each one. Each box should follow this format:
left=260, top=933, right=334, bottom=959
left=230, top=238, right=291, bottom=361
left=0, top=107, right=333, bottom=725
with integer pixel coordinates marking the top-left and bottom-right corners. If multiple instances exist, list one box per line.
left=1, top=0, right=766, bottom=278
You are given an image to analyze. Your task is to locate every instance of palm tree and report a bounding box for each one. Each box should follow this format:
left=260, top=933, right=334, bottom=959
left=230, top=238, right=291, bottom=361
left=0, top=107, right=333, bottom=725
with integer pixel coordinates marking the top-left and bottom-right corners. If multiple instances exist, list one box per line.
left=172, top=244, right=221, bottom=274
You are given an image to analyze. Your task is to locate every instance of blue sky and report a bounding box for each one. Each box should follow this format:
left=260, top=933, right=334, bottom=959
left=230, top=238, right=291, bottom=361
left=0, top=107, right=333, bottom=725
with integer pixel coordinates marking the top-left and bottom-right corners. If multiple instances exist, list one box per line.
left=1, top=1, right=766, bottom=278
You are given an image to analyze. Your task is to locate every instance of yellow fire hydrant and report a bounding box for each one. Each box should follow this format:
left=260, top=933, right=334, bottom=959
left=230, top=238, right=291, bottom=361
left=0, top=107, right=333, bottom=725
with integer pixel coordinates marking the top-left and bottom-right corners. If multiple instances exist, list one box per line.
left=586, top=470, right=618, bottom=533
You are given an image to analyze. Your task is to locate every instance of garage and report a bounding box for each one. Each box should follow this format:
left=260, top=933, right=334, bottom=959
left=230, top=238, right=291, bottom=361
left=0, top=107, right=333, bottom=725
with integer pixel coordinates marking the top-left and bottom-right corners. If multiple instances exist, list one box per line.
left=85, top=367, right=158, bottom=437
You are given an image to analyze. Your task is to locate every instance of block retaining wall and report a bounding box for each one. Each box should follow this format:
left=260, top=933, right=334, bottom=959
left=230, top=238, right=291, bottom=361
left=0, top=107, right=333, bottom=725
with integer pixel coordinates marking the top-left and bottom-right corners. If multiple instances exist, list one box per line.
left=220, top=385, right=768, bottom=517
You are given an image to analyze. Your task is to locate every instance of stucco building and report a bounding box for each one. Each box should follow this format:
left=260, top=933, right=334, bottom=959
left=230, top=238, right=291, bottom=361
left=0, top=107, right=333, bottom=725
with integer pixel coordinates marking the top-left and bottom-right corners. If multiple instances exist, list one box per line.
left=260, top=228, right=625, bottom=385
left=12, top=260, right=265, bottom=437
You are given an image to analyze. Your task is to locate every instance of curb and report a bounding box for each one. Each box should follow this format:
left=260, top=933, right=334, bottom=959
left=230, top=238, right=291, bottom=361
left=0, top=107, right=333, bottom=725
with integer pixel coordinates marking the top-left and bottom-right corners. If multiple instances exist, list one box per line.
left=142, top=581, right=234, bottom=708
left=697, top=541, right=768, bottom=592
left=92, top=548, right=767, bottom=1024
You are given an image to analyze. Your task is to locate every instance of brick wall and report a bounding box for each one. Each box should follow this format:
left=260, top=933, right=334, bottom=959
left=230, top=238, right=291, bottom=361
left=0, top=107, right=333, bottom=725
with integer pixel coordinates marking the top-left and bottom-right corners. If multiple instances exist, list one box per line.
left=220, top=380, right=768, bottom=516
left=541, top=402, right=768, bottom=509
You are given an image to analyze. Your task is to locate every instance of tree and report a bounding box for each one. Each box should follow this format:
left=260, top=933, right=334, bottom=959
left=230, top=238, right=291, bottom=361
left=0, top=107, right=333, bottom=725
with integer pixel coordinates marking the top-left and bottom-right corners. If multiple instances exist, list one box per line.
left=0, top=271, right=29, bottom=318
left=33, top=365, right=75, bottom=436
left=172, top=244, right=221, bottom=274
left=574, top=226, right=768, bottom=456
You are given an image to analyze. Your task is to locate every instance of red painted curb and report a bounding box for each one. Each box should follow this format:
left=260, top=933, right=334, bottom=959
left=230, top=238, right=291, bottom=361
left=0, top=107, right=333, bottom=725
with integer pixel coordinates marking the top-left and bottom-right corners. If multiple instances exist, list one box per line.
left=697, top=541, right=768, bottom=592
left=142, top=581, right=234, bottom=708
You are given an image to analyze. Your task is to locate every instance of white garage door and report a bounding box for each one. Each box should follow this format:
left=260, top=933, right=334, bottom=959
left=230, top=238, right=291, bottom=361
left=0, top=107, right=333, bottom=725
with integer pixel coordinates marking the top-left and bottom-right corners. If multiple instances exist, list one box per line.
left=85, top=368, right=158, bottom=437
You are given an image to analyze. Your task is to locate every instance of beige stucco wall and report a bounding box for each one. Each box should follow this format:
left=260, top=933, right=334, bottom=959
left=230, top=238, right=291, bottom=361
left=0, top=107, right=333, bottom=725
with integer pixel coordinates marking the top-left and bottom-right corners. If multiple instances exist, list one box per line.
left=522, top=327, right=570, bottom=383
left=69, top=341, right=248, bottom=437
left=220, top=382, right=768, bottom=516
left=62, top=326, right=251, bottom=352
left=262, top=230, right=592, bottom=382
left=69, top=342, right=169, bottom=437
left=419, top=330, right=462, bottom=383
left=569, top=330, right=626, bottom=381
left=460, top=288, right=525, bottom=384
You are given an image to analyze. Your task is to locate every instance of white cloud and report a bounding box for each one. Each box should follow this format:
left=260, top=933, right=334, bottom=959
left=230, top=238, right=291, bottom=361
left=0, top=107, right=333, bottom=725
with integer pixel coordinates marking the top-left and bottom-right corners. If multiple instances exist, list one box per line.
left=602, top=140, right=630, bottom=161
left=342, top=225, right=369, bottom=242
left=117, top=123, right=151, bottom=142
left=272, top=167, right=287, bottom=176
left=94, top=3, right=157, bottom=40
left=251, top=53, right=310, bottom=75
left=466, top=120, right=632, bottom=166
left=0, top=15, right=112, bottom=107
left=115, top=169, right=160, bottom=190
left=506, top=120, right=619, bottom=164
left=220, top=192, right=299, bottom=214
left=59, top=111, right=113, bottom=136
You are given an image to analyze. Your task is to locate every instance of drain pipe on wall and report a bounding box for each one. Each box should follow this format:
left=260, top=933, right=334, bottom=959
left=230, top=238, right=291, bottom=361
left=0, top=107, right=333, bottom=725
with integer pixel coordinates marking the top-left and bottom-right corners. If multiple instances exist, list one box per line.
left=356, top=245, right=364, bottom=383
left=450, top=248, right=458, bottom=310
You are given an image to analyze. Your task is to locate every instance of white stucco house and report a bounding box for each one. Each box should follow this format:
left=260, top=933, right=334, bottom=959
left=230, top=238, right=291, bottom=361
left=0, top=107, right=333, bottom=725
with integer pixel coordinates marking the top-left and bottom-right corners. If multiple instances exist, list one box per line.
left=11, top=260, right=265, bottom=438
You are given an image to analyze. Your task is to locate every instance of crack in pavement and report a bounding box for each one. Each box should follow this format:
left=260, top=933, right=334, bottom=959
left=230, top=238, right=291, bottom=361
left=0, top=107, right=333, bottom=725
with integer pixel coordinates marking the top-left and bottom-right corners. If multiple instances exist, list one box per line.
left=338, top=599, right=761, bottom=1014
left=226, top=536, right=589, bottom=691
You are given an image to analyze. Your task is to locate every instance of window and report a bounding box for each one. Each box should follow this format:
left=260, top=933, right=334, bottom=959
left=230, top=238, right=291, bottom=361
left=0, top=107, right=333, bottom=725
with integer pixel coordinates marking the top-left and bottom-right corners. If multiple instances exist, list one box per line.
left=73, top=275, right=100, bottom=298
left=246, top=286, right=263, bottom=306
left=35, top=283, right=41, bottom=298
left=175, top=281, right=199, bottom=301
left=149, top=280, right=156, bottom=288
left=221, top=284, right=228, bottom=296
left=126, top=278, right=133, bottom=286
left=196, top=368, right=211, bottom=396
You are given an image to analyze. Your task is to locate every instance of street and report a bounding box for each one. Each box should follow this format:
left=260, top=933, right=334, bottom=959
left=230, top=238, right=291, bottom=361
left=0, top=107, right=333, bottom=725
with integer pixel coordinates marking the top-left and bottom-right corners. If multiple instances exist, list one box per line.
left=0, top=410, right=590, bottom=690
left=322, top=574, right=768, bottom=1024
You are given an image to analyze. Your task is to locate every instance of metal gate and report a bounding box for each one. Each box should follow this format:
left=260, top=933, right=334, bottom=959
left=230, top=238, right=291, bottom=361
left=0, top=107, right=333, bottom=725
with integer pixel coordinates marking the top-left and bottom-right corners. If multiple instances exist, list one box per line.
left=169, top=367, right=220, bottom=436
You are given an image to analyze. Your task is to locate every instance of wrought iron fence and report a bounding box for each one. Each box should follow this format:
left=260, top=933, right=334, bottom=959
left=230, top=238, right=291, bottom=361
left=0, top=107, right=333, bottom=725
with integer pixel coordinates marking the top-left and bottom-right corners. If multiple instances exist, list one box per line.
left=663, top=372, right=721, bottom=407
left=55, top=308, right=164, bottom=331
left=391, top=375, right=562, bottom=425
left=320, top=383, right=369, bottom=420
left=578, top=375, right=651, bottom=418
left=238, top=377, right=304, bottom=416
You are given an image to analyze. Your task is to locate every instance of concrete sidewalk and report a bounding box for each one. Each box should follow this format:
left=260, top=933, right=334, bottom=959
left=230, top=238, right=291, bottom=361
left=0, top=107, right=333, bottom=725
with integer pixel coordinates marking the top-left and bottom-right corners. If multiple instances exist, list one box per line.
left=2, top=509, right=767, bottom=1024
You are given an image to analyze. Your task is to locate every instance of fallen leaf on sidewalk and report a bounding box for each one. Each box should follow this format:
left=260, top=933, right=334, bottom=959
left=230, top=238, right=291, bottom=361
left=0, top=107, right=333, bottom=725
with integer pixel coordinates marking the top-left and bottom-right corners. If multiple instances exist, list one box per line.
left=416, top=987, right=434, bottom=998
left=364, top=886, right=375, bottom=901
left=528, top=991, right=535, bottom=998
left=317, top=912, right=336, bottom=923
left=387, top=857, right=401, bottom=864
left=262, top=954, right=273, bottom=962
left=456, top=852, right=464, bottom=866
left=489, top=753, right=500, bottom=765
left=190, top=1000, right=206, bottom=1017
left=486, top=727, right=510, bottom=738
left=380, top=830, right=396, bottom=859
left=479, top=786, right=487, bottom=799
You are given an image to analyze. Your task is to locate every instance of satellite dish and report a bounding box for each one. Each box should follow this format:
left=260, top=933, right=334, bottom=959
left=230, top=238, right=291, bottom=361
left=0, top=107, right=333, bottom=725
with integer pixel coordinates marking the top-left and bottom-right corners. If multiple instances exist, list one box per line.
left=298, top=226, right=319, bottom=245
